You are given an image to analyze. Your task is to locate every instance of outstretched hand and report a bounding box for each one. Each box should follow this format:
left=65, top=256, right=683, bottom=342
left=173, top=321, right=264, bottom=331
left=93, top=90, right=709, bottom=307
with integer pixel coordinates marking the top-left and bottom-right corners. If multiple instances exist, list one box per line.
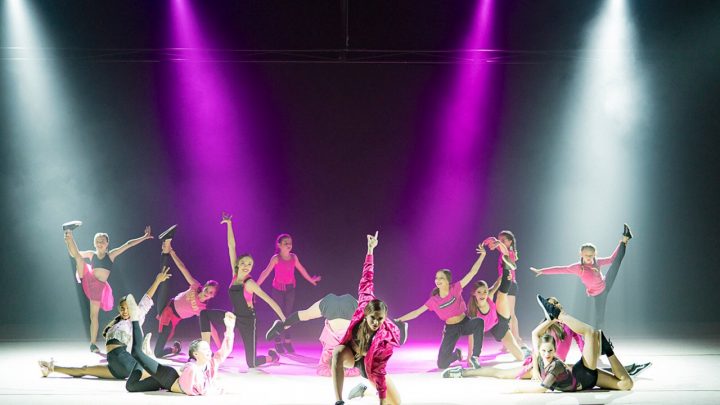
left=221, top=212, right=232, bottom=225
left=367, top=231, right=379, bottom=250
left=224, top=312, right=237, bottom=329
left=309, top=275, right=322, bottom=286
left=143, top=226, right=153, bottom=240
left=156, top=266, right=172, bottom=283
left=476, top=243, right=486, bottom=256
left=529, top=267, right=543, bottom=277
left=482, top=237, right=499, bottom=249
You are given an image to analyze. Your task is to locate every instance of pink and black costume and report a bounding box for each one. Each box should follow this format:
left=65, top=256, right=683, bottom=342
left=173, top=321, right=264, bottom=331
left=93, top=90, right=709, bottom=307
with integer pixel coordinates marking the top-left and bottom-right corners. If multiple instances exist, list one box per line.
left=538, top=355, right=598, bottom=391
left=468, top=297, right=511, bottom=342
left=76, top=253, right=115, bottom=311
left=270, top=253, right=298, bottom=344
left=126, top=318, right=233, bottom=395
left=339, top=255, right=400, bottom=401
left=154, top=282, right=207, bottom=357
left=425, top=282, right=484, bottom=368
left=517, top=323, right=584, bottom=378
left=537, top=242, right=627, bottom=328
left=496, top=250, right=518, bottom=296
left=199, top=277, right=274, bottom=368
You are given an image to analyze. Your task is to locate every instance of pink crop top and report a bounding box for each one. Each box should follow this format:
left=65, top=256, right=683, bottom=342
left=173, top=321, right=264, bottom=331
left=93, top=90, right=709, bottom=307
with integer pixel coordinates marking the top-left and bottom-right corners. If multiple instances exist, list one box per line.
left=173, top=283, right=207, bottom=319
left=472, top=298, right=499, bottom=332
left=272, top=254, right=297, bottom=291
left=424, top=282, right=467, bottom=322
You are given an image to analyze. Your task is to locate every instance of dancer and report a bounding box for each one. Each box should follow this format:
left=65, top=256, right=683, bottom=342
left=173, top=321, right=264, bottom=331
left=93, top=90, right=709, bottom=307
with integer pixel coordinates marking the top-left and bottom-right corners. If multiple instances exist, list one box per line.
left=530, top=224, right=633, bottom=328
left=125, top=295, right=236, bottom=395
left=332, top=232, right=401, bottom=405
left=510, top=295, right=634, bottom=393
left=466, top=280, right=528, bottom=361
left=39, top=268, right=171, bottom=379
left=63, top=222, right=153, bottom=352
left=154, top=239, right=219, bottom=357
left=483, top=230, right=524, bottom=347
left=395, top=243, right=486, bottom=369
left=198, top=212, right=287, bottom=369
left=443, top=296, right=650, bottom=379
left=257, top=232, right=321, bottom=353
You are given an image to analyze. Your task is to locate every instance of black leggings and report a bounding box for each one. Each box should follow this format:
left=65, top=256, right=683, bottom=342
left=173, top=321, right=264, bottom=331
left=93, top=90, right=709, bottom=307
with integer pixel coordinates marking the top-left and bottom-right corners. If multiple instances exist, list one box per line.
left=589, top=243, right=627, bottom=329
left=271, top=286, right=295, bottom=341
left=69, top=257, right=90, bottom=337
left=200, top=309, right=268, bottom=368
left=126, top=321, right=180, bottom=392
left=437, top=316, right=484, bottom=369
left=154, top=314, right=179, bottom=358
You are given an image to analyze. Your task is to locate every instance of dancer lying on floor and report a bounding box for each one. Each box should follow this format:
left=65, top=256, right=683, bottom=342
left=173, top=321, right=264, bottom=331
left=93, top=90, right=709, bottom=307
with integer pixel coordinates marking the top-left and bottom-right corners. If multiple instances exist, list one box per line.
left=125, top=295, right=236, bottom=395
left=443, top=296, right=651, bottom=379
left=39, top=268, right=170, bottom=379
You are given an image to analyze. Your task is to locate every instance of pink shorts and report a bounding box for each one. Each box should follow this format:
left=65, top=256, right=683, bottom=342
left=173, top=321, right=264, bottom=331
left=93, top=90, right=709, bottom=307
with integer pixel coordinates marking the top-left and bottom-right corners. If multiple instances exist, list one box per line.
left=317, top=320, right=360, bottom=377
left=78, top=263, right=114, bottom=311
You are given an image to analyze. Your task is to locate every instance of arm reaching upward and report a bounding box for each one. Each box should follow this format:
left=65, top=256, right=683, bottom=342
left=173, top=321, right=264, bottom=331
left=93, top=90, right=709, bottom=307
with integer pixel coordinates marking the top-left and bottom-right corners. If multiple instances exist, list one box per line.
left=459, top=244, right=486, bottom=288
left=166, top=241, right=200, bottom=286
left=357, top=231, right=379, bottom=306
left=221, top=213, right=237, bottom=275
left=109, top=226, right=153, bottom=260
left=144, top=266, right=172, bottom=298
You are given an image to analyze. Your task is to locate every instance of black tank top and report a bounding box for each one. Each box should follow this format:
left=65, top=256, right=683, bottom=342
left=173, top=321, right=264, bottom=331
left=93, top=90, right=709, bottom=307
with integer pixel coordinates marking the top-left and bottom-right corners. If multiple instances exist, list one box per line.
left=229, top=279, right=254, bottom=317
left=91, top=253, right=113, bottom=270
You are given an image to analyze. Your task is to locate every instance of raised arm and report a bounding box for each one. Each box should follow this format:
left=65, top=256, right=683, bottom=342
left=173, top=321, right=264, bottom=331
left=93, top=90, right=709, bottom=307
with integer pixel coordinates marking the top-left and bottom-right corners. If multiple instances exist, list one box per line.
left=144, top=266, right=172, bottom=298
left=294, top=255, right=321, bottom=286
left=395, top=305, right=429, bottom=322
left=596, top=242, right=622, bottom=267
left=530, top=319, right=557, bottom=381
left=221, top=213, right=238, bottom=274
left=256, top=256, right=278, bottom=286
left=166, top=241, right=200, bottom=287
left=109, top=226, right=153, bottom=260
left=245, top=280, right=286, bottom=321
left=357, top=231, right=379, bottom=306
left=459, top=243, right=486, bottom=288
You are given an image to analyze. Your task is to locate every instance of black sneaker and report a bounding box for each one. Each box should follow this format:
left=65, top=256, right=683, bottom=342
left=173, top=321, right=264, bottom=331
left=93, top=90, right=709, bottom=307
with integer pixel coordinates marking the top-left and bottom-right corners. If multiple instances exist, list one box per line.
left=623, top=223, right=633, bottom=240
left=62, top=221, right=82, bottom=231
left=266, top=320, right=284, bottom=341
left=268, top=349, right=279, bottom=363
left=159, top=224, right=177, bottom=241
left=600, top=331, right=614, bottom=356
left=629, top=361, right=651, bottom=377
left=348, top=383, right=367, bottom=400
left=275, top=341, right=286, bottom=354
left=90, top=343, right=100, bottom=353
left=468, top=355, right=481, bottom=369
left=393, top=319, right=409, bottom=345
left=536, top=295, right=560, bottom=320
left=283, top=341, right=295, bottom=354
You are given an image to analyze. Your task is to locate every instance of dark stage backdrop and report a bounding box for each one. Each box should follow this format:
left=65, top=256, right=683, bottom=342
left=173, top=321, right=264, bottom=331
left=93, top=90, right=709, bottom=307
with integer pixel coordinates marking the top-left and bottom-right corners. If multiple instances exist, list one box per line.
left=1, top=1, right=719, bottom=342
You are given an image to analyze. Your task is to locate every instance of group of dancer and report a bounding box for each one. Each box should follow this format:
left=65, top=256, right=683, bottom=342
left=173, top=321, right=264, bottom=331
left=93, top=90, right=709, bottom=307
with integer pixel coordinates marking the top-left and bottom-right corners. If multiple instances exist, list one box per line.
left=41, top=218, right=646, bottom=403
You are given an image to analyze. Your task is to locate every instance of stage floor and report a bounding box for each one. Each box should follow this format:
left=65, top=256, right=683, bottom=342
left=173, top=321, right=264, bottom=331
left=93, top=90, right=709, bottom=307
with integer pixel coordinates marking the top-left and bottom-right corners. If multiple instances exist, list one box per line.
left=3, top=336, right=719, bottom=404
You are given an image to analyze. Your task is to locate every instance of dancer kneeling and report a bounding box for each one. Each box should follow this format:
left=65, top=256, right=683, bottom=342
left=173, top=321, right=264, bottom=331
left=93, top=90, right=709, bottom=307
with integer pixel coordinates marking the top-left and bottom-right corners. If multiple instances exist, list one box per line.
left=514, top=295, right=633, bottom=393
left=125, top=295, right=235, bottom=395
left=331, top=232, right=401, bottom=405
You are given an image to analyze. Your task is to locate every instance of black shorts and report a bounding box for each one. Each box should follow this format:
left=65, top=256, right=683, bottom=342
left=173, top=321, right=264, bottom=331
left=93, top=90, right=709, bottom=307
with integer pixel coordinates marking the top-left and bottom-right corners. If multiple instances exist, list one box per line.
left=507, top=281, right=518, bottom=297
left=572, top=359, right=598, bottom=390
left=107, top=346, right=139, bottom=379
left=489, top=314, right=511, bottom=341
left=354, top=356, right=368, bottom=379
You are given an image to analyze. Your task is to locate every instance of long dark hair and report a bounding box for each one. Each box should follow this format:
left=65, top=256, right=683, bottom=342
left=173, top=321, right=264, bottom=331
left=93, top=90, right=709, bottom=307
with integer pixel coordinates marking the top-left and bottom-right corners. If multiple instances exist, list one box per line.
left=431, top=269, right=452, bottom=297
left=353, top=299, right=387, bottom=361
left=498, top=230, right=519, bottom=261
left=102, top=296, right=128, bottom=339
left=466, top=280, right=488, bottom=318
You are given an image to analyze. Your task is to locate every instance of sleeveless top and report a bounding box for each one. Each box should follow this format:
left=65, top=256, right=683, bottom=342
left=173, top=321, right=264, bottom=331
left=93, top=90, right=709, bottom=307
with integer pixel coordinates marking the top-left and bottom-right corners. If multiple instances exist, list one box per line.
left=229, top=278, right=255, bottom=316
left=91, top=253, right=113, bottom=270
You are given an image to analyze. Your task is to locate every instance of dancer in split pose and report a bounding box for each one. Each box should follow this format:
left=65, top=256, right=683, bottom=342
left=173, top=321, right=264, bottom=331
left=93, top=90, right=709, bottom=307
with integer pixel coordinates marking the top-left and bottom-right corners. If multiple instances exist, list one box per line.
left=483, top=230, right=525, bottom=348
left=395, top=244, right=486, bottom=369
left=198, top=212, right=286, bottom=369
left=331, top=232, right=401, bottom=405
left=257, top=232, right=321, bottom=353
left=154, top=239, right=218, bottom=357
left=443, top=296, right=650, bottom=379
left=39, top=268, right=171, bottom=379
left=63, top=221, right=153, bottom=352
left=530, top=224, right=632, bottom=328
left=125, top=295, right=236, bottom=395
left=509, top=295, right=634, bottom=393
left=466, top=280, right=529, bottom=361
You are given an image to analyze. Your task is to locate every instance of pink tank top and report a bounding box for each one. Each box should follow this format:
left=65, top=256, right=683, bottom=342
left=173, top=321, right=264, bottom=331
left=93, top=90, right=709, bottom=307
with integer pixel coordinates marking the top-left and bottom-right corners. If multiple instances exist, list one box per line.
left=424, top=282, right=467, bottom=321
left=272, top=254, right=297, bottom=290
left=473, top=298, right=499, bottom=332
left=173, top=283, right=207, bottom=319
